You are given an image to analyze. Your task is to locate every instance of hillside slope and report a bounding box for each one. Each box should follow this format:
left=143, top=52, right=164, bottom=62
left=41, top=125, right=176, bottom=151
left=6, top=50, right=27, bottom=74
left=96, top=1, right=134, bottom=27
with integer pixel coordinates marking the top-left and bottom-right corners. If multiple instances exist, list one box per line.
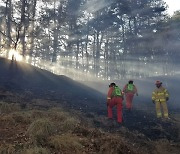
left=0, top=57, right=105, bottom=111
left=0, top=57, right=180, bottom=153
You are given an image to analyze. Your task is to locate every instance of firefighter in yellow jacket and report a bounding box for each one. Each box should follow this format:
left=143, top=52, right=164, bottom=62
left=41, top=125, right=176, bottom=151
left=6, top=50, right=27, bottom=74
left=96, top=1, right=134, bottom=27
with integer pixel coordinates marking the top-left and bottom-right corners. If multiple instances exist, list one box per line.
left=152, top=80, right=169, bottom=118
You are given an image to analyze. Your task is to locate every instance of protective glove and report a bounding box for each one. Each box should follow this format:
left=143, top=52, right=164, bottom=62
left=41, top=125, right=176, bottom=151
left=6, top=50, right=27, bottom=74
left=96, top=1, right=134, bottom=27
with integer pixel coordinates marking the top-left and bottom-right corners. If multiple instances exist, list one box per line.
left=152, top=100, right=155, bottom=104
left=166, top=97, right=169, bottom=101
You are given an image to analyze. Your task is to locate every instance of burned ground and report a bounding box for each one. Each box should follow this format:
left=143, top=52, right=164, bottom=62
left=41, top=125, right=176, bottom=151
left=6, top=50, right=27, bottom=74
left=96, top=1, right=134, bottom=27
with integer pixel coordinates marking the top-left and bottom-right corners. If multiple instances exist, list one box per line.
left=0, top=58, right=180, bottom=154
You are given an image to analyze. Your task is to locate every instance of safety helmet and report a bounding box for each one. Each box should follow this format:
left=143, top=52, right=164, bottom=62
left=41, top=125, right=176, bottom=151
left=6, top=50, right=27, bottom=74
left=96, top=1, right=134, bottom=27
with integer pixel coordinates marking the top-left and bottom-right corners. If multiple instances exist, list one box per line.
left=155, top=80, right=162, bottom=85
left=128, top=80, right=133, bottom=84
left=109, top=82, right=116, bottom=87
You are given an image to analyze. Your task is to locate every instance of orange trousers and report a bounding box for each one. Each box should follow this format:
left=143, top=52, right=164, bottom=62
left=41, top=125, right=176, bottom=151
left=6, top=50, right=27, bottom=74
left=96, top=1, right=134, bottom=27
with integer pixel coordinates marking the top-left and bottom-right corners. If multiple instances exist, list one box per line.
left=125, top=93, right=134, bottom=110
left=108, top=97, right=123, bottom=123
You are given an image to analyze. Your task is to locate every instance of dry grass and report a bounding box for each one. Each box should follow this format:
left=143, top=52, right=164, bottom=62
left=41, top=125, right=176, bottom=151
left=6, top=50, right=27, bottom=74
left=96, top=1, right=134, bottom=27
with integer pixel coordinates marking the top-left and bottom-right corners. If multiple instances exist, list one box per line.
left=26, top=118, right=55, bottom=145
left=1, top=100, right=179, bottom=154
left=154, top=139, right=180, bottom=154
left=0, top=102, right=21, bottom=114
left=49, top=134, right=83, bottom=154
left=60, top=117, right=80, bottom=133
left=48, top=108, right=70, bottom=121
left=97, top=135, right=137, bottom=154
left=11, top=112, right=32, bottom=124
left=0, top=144, right=16, bottom=154
left=47, top=107, right=81, bottom=133
left=0, top=114, right=16, bottom=126
left=29, top=110, right=47, bottom=120
left=31, top=99, right=52, bottom=108
left=21, top=146, right=50, bottom=154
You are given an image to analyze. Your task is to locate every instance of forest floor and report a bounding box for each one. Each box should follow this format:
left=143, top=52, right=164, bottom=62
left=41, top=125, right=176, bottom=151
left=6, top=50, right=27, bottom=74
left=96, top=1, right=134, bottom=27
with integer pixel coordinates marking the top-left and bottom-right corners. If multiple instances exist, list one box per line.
left=0, top=57, right=180, bottom=154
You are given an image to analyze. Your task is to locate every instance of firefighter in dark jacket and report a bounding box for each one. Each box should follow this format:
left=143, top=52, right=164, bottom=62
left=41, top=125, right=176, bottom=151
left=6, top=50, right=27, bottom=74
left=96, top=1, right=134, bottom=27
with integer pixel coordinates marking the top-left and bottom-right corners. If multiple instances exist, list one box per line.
left=107, top=83, right=124, bottom=123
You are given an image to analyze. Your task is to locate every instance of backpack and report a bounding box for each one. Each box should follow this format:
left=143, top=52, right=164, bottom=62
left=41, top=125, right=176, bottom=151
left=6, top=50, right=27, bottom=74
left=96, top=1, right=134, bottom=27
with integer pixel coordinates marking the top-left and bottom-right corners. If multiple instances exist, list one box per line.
left=127, top=84, right=134, bottom=91
left=112, top=86, right=122, bottom=97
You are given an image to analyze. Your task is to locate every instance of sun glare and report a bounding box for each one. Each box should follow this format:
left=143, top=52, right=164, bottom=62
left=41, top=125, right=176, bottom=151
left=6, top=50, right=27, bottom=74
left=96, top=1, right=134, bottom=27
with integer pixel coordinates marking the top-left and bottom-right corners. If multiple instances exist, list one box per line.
left=8, top=49, right=23, bottom=61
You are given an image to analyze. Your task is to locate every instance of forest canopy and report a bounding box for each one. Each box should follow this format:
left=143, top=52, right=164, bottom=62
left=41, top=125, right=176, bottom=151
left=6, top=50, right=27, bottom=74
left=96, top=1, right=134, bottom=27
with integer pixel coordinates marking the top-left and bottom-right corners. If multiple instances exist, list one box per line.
left=0, top=0, right=180, bottom=80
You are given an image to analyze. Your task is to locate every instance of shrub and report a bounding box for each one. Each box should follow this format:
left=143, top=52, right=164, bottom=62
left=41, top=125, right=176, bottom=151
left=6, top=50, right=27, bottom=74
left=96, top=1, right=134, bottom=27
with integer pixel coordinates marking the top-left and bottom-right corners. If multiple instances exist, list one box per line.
left=49, top=134, right=83, bottom=153
left=27, top=118, right=55, bottom=145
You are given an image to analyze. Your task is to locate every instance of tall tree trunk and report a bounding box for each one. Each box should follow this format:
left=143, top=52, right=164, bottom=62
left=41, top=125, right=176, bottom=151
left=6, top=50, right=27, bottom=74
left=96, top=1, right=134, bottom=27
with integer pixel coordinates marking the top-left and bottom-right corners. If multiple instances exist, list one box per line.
left=95, top=31, right=100, bottom=76
left=121, top=16, right=126, bottom=78
left=0, top=23, right=2, bottom=49
left=93, top=33, right=96, bottom=75
left=52, top=0, right=58, bottom=63
left=29, top=0, right=37, bottom=63
left=85, top=18, right=89, bottom=72
left=133, top=16, right=137, bottom=35
left=81, top=42, right=84, bottom=71
left=5, top=0, right=12, bottom=57
left=96, top=31, right=104, bottom=77
left=20, top=0, right=26, bottom=57
left=104, top=37, right=109, bottom=80
left=76, top=41, right=79, bottom=69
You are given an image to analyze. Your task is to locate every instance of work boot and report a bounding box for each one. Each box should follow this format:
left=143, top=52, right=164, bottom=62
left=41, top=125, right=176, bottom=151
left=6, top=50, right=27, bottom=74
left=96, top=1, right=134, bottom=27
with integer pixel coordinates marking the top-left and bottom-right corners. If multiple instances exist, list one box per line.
left=164, top=117, right=171, bottom=121
left=116, top=121, right=123, bottom=127
left=106, top=118, right=113, bottom=126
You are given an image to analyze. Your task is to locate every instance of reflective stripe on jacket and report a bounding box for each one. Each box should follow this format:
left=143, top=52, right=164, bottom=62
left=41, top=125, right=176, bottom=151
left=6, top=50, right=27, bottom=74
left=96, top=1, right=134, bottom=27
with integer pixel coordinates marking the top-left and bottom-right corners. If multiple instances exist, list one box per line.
left=152, top=86, right=169, bottom=102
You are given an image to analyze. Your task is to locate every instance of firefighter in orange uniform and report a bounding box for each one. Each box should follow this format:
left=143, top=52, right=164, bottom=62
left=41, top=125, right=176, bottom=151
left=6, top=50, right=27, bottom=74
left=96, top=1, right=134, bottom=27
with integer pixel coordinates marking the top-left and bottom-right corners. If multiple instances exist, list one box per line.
left=152, top=80, right=169, bottom=118
left=123, top=80, right=138, bottom=110
left=107, top=83, right=124, bottom=123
